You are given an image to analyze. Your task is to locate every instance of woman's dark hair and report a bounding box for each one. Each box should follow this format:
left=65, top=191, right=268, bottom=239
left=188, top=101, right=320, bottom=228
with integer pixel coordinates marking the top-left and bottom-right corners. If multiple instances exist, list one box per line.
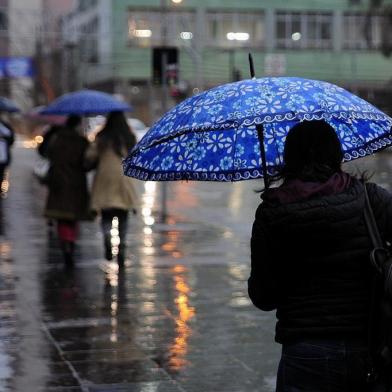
left=279, top=120, right=343, bottom=182
left=66, top=115, right=82, bottom=129
left=96, top=111, right=136, bottom=157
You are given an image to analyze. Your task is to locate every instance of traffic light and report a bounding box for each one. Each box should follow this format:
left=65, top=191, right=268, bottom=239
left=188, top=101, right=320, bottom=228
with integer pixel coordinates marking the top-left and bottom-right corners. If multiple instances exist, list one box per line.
left=152, top=47, right=178, bottom=85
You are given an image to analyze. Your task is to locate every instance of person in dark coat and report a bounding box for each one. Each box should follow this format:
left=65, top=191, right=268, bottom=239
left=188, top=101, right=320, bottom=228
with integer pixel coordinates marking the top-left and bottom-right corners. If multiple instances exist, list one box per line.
left=248, top=120, right=391, bottom=392
left=45, top=115, right=89, bottom=266
left=0, top=118, right=15, bottom=190
left=37, top=124, right=63, bottom=233
left=38, top=124, right=62, bottom=158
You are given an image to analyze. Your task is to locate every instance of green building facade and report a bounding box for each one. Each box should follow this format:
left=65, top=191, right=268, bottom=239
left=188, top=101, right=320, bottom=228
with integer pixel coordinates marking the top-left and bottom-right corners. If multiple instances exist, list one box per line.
left=64, top=0, right=392, bottom=122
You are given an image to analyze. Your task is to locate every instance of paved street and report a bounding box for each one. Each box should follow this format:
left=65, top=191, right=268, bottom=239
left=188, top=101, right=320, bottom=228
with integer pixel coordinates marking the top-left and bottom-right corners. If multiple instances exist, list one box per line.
left=0, top=142, right=391, bottom=392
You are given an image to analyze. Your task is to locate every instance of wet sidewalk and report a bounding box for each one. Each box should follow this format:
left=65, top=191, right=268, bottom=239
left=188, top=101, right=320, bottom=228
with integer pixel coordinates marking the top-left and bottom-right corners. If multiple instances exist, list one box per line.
left=0, top=144, right=279, bottom=392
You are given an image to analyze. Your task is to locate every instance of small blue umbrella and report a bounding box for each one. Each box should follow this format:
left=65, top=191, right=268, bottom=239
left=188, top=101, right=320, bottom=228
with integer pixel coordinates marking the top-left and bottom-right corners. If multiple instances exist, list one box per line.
left=0, top=97, right=20, bottom=113
left=123, top=77, right=392, bottom=182
left=40, top=89, right=132, bottom=115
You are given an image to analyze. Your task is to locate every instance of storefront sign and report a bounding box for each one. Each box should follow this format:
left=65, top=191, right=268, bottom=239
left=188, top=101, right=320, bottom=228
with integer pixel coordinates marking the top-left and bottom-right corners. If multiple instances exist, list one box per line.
left=0, top=57, right=35, bottom=78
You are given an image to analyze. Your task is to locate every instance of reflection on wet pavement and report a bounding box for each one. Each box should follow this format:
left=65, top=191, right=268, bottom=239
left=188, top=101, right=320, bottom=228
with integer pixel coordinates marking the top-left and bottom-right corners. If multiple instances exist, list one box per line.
left=1, top=146, right=391, bottom=391
left=1, top=171, right=10, bottom=196
left=167, top=265, right=195, bottom=372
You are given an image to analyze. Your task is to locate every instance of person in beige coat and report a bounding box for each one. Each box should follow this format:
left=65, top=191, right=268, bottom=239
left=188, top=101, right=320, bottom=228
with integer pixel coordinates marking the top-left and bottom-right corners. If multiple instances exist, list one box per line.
left=86, top=111, right=138, bottom=266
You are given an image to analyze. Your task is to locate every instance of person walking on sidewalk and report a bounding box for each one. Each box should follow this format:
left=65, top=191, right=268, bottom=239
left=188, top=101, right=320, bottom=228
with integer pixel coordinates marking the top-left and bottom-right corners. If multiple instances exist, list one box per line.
left=0, top=117, right=15, bottom=191
left=85, top=111, right=138, bottom=266
left=37, top=124, right=63, bottom=234
left=248, top=120, right=391, bottom=392
left=44, top=115, right=90, bottom=266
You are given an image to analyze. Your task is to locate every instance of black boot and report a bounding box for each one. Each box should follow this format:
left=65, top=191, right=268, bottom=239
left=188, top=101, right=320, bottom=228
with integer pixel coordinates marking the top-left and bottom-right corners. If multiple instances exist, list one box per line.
left=104, top=234, right=112, bottom=261
left=117, top=244, right=126, bottom=268
left=61, top=241, right=75, bottom=267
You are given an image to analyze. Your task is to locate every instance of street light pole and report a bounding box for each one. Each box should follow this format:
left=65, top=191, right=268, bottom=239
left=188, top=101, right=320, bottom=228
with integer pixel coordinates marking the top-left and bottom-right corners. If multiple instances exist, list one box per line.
left=160, top=52, right=169, bottom=223
left=229, top=50, right=234, bottom=81
left=160, top=0, right=169, bottom=223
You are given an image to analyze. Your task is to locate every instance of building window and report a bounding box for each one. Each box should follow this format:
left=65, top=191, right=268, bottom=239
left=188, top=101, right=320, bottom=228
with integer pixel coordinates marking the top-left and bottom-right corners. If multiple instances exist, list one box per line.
left=343, top=13, right=383, bottom=49
left=206, top=12, right=264, bottom=48
left=276, top=12, right=332, bottom=49
left=128, top=10, right=195, bottom=47
left=0, top=11, right=8, bottom=31
left=80, top=16, right=99, bottom=63
left=78, top=0, right=98, bottom=12
left=167, top=12, right=195, bottom=43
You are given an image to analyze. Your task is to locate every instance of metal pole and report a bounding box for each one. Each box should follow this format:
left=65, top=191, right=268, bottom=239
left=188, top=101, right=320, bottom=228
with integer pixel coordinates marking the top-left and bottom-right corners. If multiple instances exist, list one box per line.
left=229, top=50, right=234, bottom=81
left=160, top=0, right=169, bottom=223
left=160, top=52, right=169, bottom=222
left=194, top=6, right=205, bottom=90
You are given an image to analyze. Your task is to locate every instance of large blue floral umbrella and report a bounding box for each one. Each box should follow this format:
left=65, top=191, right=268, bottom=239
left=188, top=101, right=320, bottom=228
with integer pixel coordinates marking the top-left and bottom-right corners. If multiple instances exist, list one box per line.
left=40, top=89, right=132, bottom=115
left=123, top=77, right=392, bottom=183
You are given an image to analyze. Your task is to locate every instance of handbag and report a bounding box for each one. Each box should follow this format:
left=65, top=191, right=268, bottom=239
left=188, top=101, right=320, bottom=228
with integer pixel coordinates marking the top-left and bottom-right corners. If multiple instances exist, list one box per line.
left=363, top=184, right=392, bottom=392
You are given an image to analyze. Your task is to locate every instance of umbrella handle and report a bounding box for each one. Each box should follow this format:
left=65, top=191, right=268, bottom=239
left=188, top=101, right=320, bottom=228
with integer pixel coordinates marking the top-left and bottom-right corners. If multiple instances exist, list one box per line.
left=256, top=124, right=269, bottom=189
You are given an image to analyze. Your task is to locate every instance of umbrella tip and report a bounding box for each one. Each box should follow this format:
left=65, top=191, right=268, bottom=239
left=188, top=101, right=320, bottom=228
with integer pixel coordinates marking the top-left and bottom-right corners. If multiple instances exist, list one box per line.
left=248, top=53, right=256, bottom=79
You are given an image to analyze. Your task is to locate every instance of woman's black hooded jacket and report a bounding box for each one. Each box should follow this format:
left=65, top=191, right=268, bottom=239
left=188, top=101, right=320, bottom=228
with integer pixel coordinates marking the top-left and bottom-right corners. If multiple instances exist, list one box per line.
left=248, top=178, right=392, bottom=344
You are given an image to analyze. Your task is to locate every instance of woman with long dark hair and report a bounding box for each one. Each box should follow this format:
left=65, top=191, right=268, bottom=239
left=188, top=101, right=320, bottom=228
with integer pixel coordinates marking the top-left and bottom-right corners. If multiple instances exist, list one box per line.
left=86, top=111, right=138, bottom=266
left=248, top=120, right=391, bottom=391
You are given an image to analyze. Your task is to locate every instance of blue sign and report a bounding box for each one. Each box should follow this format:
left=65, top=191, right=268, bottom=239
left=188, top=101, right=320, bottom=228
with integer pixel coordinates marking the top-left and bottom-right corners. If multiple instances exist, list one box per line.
left=0, top=57, right=35, bottom=78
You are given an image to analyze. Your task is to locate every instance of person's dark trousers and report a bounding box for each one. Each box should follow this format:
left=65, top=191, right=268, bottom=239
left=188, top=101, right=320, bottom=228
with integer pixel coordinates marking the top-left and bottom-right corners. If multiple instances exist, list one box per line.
left=101, top=208, right=129, bottom=265
left=276, top=339, right=369, bottom=392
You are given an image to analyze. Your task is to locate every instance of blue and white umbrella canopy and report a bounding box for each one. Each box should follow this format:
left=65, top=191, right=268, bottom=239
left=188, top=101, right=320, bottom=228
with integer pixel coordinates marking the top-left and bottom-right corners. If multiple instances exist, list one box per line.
left=124, top=77, right=392, bottom=182
left=0, top=97, right=20, bottom=113
left=40, top=89, right=132, bottom=115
